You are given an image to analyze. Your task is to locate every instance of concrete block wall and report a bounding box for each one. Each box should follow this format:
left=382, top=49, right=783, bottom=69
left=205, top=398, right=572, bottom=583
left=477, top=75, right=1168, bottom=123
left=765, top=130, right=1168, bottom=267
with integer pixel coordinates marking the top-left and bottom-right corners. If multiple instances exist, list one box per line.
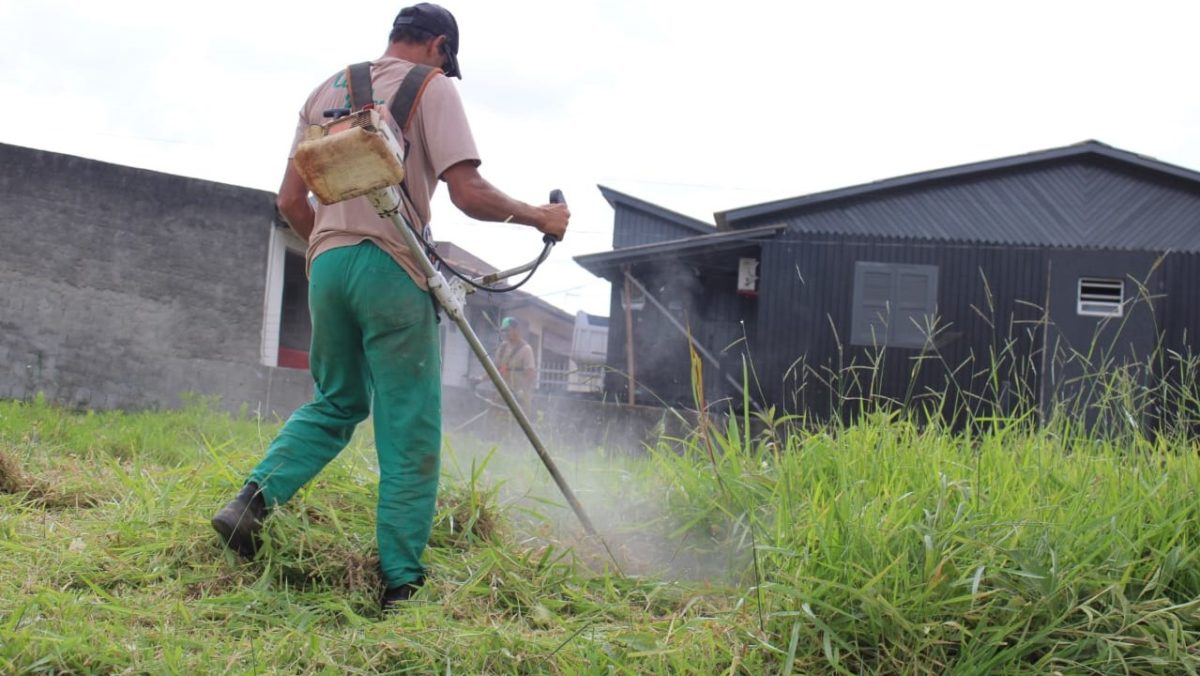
left=0, top=143, right=312, bottom=415
left=0, top=143, right=676, bottom=442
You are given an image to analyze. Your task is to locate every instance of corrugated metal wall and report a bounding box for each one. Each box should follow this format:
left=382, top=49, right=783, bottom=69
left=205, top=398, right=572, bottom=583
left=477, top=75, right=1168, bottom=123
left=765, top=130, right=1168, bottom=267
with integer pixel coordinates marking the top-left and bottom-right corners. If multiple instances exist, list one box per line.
left=755, top=233, right=1200, bottom=427
left=613, top=207, right=710, bottom=249
left=602, top=283, right=628, bottom=398
left=1039, top=249, right=1165, bottom=432
left=601, top=235, right=1200, bottom=428
left=1157, top=251, right=1200, bottom=434
left=1162, top=251, right=1200, bottom=353
left=602, top=264, right=698, bottom=407
left=602, top=256, right=759, bottom=409
left=691, top=267, right=758, bottom=407
left=757, top=233, right=1048, bottom=423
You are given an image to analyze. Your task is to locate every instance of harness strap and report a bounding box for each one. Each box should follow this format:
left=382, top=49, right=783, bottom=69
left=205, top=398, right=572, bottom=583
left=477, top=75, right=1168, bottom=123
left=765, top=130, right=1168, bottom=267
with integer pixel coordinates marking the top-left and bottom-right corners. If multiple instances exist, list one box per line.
left=388, top=64, right=442, bottom=135
left=346, top=61, right=374, bottom=111
left=344, top=62, right=443, bottom=133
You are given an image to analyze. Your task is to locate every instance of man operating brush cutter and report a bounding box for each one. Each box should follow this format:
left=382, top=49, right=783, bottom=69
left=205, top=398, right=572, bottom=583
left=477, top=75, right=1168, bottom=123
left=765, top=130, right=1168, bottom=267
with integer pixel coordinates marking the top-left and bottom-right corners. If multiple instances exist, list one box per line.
left=212, top=3, right=569, bottom=612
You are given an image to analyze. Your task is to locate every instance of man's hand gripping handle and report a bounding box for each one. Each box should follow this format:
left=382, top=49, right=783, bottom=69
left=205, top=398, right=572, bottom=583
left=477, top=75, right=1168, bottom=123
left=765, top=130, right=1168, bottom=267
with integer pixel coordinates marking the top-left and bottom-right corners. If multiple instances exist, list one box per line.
left=541, top=189, right=568, bottom=244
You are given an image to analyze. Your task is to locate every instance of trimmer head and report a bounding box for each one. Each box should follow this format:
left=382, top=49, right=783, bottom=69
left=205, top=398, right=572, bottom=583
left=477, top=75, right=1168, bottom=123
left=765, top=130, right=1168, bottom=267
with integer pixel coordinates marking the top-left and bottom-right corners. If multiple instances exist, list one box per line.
left=292, top=108, right=406, bottom=205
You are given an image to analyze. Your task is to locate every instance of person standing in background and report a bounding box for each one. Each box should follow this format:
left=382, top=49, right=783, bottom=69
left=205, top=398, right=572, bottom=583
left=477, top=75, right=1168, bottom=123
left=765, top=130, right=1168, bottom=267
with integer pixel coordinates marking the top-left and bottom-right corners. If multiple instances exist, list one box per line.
left=495, top=316, right=536, bottom=413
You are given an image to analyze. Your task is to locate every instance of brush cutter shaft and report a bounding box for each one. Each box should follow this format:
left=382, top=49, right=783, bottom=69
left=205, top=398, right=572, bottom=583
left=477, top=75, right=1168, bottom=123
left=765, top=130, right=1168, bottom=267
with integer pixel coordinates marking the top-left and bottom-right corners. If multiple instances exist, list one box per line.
left=366, top=187, right=598, bottom=537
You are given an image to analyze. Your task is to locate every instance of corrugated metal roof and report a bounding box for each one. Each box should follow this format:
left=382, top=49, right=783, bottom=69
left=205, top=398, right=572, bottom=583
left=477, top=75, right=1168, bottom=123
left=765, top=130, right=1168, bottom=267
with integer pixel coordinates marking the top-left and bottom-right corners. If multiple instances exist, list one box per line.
left=598, top=185, right=715, bottom=236
left=574, top=223, right=786, bottom=279
left=714, top=141, right=1200, bottom=253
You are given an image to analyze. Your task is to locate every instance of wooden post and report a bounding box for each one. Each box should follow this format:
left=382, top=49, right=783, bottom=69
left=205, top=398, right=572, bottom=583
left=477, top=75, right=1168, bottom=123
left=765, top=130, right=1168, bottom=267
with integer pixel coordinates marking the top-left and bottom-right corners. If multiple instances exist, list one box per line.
left=623, top=266, right=637, bottom=406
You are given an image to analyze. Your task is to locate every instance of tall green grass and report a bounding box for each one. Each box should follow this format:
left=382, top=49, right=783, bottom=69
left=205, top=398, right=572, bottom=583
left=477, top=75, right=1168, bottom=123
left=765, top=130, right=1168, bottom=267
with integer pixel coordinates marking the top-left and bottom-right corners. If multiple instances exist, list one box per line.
left=647, top=407, right=1200, bottom=672
left=3, top=354, right=1200, bottom=673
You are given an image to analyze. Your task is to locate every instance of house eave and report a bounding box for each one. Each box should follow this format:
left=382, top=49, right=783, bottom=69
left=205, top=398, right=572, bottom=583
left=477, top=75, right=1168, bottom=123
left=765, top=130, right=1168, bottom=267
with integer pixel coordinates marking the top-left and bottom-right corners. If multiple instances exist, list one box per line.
left=575, top=223, right=786, bottom=280
left=715, top=141, right=1200, bottom=229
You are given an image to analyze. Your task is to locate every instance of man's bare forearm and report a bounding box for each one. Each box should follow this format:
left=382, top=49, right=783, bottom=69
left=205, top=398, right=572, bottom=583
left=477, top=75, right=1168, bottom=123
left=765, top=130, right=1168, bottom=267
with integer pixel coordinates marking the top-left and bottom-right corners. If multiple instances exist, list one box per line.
left=276, top=160, right=315, bottom=241
left=444, top=162, right=569, bottom=240
left=450, top=171, right=539, bottom=224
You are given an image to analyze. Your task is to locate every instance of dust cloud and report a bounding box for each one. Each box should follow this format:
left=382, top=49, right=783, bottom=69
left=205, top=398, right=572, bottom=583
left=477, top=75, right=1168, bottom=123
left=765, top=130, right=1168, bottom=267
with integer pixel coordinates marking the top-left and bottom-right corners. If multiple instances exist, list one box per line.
left=441, top=424, right=752, bottom=585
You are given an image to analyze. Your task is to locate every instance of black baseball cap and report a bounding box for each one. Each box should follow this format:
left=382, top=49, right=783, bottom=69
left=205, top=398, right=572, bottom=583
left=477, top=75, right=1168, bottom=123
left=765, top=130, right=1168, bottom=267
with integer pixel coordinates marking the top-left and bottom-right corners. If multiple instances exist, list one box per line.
left=393, top=3, right=461, bottom=79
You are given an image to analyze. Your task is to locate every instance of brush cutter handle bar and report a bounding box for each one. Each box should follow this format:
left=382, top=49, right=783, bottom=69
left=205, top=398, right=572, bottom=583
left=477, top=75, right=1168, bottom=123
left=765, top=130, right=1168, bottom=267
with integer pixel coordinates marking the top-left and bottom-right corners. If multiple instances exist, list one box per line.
left=543, top=189, right=566, bottom=245
left=472, top=189, right=564, bottom=286
left=473, top=246, right=550, bottom=286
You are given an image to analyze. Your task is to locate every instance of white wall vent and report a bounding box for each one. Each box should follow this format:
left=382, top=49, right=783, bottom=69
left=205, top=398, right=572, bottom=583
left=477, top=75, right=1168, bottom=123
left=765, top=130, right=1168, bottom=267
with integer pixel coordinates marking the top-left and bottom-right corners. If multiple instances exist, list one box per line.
left=1077, top=277, right=1124, bottom=317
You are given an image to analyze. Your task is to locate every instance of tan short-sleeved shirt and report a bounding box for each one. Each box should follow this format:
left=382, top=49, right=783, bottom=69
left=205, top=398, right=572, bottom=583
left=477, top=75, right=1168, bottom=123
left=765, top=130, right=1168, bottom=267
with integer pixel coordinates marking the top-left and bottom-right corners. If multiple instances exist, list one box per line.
left=497, top=340, right=536, bottom=393
left=288, top=57, right=480, bottom=287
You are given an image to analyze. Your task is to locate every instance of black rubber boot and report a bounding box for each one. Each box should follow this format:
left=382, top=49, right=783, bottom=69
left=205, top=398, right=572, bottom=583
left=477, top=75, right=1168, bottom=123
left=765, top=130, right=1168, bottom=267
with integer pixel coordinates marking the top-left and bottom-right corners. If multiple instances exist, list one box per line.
left=381, top=577, right=424, bottom=612
left=211, top=482, right=267, bottom=558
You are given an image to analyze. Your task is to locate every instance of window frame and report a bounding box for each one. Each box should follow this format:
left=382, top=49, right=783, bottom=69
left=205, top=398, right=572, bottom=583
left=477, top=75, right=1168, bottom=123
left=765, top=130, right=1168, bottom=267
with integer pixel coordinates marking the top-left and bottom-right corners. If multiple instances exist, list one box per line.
left=261, top=225, right=309, bottom=368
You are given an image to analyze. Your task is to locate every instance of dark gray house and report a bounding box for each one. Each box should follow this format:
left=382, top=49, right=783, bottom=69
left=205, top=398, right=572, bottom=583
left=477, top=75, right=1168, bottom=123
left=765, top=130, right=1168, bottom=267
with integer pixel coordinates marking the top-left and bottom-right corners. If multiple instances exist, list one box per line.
left=577, top=141, right=1200, bottom=430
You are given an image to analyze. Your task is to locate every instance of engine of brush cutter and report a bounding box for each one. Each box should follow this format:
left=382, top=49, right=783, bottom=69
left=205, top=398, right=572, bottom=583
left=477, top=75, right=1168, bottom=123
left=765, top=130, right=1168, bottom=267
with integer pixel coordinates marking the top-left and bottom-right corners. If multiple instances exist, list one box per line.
left=292, top=107, right=407, bottom=205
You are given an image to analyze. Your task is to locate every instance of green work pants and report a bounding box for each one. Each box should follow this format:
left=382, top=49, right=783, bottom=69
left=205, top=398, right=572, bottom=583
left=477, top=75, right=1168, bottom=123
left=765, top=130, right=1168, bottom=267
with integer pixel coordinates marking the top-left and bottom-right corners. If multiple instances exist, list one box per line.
left=249, top=240, right=441, bottom=588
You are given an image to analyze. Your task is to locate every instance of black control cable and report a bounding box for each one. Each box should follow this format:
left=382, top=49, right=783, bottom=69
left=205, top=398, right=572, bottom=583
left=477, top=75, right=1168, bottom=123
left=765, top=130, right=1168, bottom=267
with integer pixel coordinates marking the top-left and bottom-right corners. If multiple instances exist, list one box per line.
left=398, top=185, right=564, bottom=294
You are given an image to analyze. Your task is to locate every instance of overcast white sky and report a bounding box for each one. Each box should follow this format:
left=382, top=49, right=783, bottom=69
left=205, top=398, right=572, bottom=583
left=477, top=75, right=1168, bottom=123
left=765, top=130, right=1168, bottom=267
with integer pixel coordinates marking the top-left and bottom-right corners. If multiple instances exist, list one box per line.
left=3, top=0, right=1199, bottom=317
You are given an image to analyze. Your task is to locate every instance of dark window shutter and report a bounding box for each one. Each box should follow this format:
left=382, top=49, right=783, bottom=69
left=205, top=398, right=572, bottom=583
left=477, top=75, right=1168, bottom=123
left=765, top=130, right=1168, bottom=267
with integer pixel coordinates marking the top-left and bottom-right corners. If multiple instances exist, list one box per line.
left=892, top=268, right=938, bottom=348
left=851, top=262, right=938, bottom=348
left=852, top=263, right=893, bottom=346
